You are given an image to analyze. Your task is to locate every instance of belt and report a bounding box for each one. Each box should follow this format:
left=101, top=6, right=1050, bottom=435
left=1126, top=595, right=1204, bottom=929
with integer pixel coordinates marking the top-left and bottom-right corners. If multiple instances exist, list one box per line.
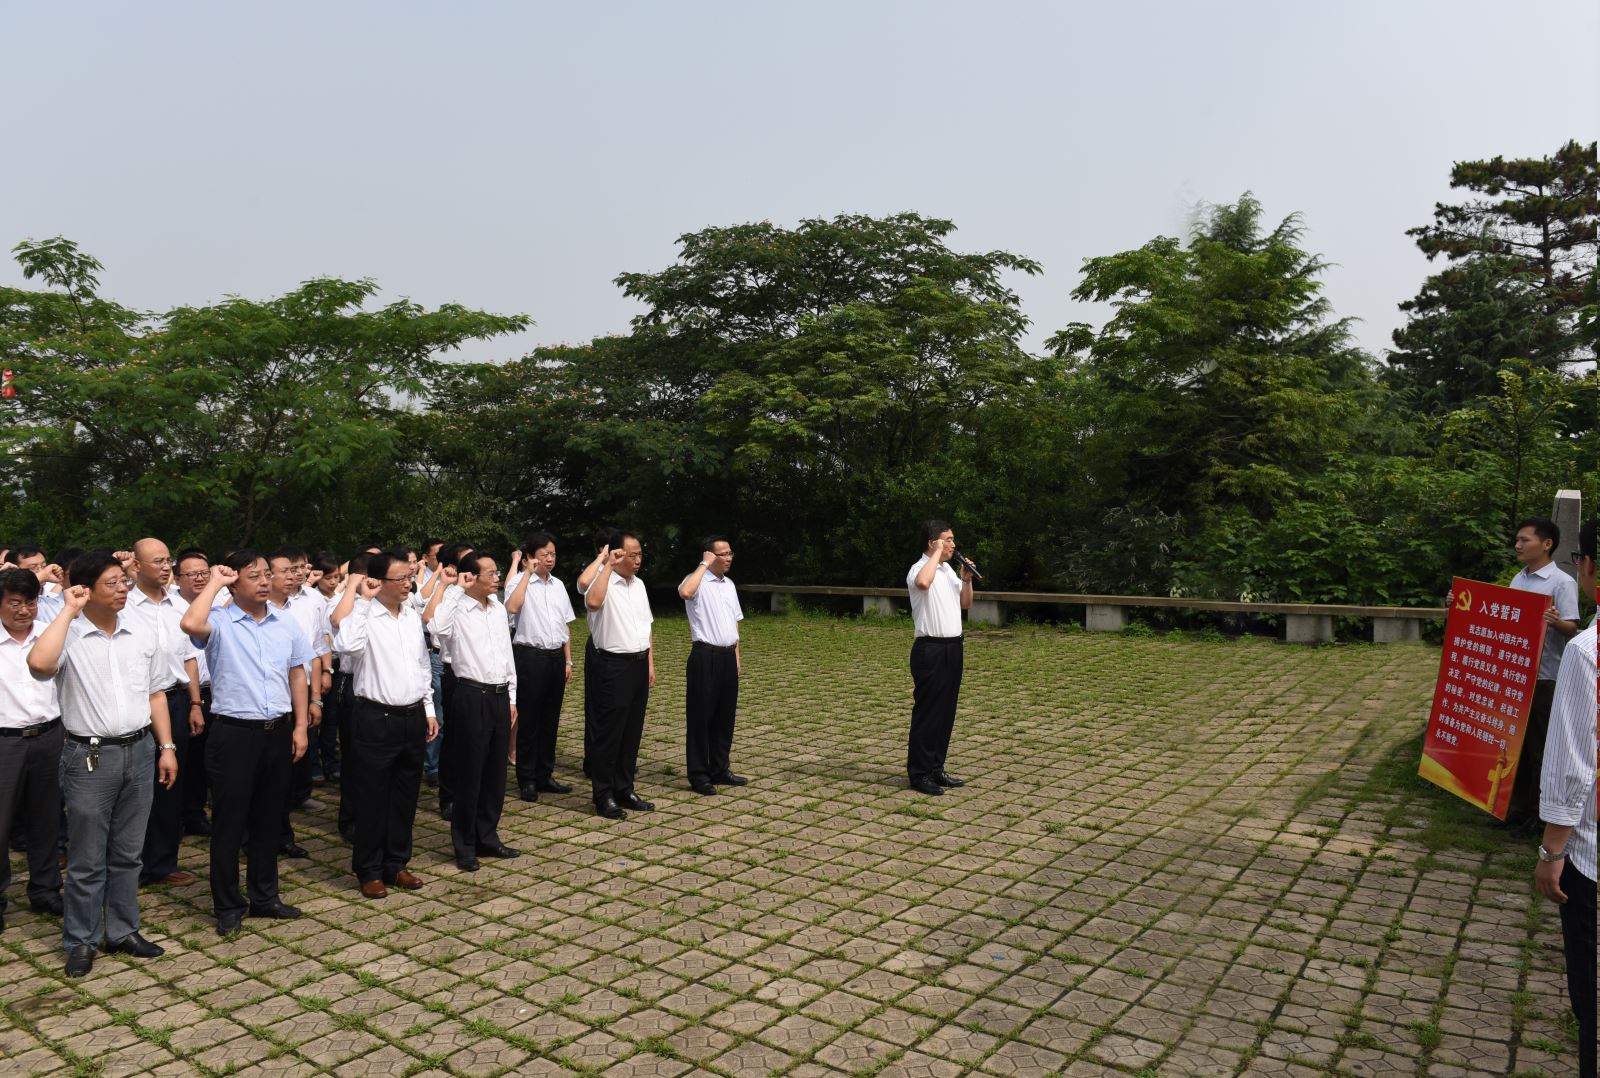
left=66, top=725, right=150, bottom=747
left=213, top=714, right=292, bottom=731
left=514, top=643, right=565, bottom=654
left=596, top=649, right=649, bottom=661
left=0, top=717, right=61, bottom=739
left=455, top=676, right=510, bottom=695
left=916, top=635, right=963, bottom=644
left=691, top=641, right=737, bottom=652
left=354, top=697, right=427, bottom=718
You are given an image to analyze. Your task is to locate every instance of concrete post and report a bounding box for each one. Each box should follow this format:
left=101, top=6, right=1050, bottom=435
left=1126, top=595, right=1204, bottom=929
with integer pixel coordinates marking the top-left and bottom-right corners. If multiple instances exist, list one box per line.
left=1552, top=489, right=1581, bottom=582
left=1086, top=605, right=1128, bottom=632
left=1285, top=614, right=1334, bottom=644
left=770, top=592, right=792, bottom=614
left=968, top=598, right=1004, bottom=626
left=1372, top=618, right=1421, bottom=644
left=862, top=595, right=896, bottom=616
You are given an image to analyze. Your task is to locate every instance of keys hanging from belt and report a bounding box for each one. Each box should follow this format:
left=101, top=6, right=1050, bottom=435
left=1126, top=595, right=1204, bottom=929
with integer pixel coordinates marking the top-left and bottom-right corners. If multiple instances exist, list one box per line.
left=87, top=737, right=100, bottom=772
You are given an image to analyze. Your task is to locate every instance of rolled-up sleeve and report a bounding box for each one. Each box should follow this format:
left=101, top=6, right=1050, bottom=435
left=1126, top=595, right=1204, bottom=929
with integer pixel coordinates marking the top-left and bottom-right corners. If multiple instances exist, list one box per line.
left=1540, top=628, right=1597, bottom=826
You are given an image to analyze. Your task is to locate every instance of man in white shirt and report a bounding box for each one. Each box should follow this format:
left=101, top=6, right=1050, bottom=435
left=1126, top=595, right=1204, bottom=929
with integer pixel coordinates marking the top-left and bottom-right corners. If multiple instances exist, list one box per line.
left=585, top=531, right=655, bottom=820
left=172, top=548, right=215, bottom=837
left=906, top=520, right=974, bottom=796
left=307, top=551, right=343, bottom=784
left=1506, top=517, right=1583, bottom=828
left=28, top=552, right=179, bottom=977
left=506, top=532, right=576, bottom=802
left=678, top=536, right=746, bottom=796
left=1534, top=518, right=1596, bottom=1078
left=268, top=548, right=328, bottom=860
left=576, top=528, right=623, bottom=781
left=332, top=553, right=439, bottom=898
left=430, top=553, right=519, bottom=871
left=127, top=538, right=204, bottom=888
left=0, top=569, right=64, bottom=929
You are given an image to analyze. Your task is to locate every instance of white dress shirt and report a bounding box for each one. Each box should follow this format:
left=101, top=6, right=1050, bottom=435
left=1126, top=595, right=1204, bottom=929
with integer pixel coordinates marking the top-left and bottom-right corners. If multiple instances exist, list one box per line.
left=335, top=599, right=436, bottom=718
left=1539, top=624, right=1597, bottom=882
left=431, top=590, right=517, bottom=692
left=1510, top=562, right=1581, bottom=680
left=125, top=584, right=197, bottom=693
left=283, top=589, right=332, bottom=684
left=907, top=556, right=963, bottom=639
left=0, top=621, right=61, bottom=728
left=683, top=571, right=743, bottom=646
left=38, top=612, right=163, bottom=738
left=508, top=572, right=576, bottom=649
left=588, top=573, right=653, bottom=654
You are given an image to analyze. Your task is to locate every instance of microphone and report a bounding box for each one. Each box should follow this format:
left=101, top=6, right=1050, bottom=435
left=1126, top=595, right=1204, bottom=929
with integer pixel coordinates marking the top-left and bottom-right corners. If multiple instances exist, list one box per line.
left=951, top=551, right=983, bottom=581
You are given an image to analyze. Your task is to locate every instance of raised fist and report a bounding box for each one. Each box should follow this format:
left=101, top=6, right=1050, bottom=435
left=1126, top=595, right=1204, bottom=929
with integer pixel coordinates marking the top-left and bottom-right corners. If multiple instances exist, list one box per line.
left=440, top=565, right=459, bottom=584
left=62, top=585, right=91, bottom=612
left=597, top=544, right=610, bottom=563
left=113, top=550, right=135, bottom=571
left=40, top=563, right=64, bottom=585
left=306, top=569, right=324, bottom=588
left=610, top=548, right=628, bottom=567
left=360, top=576, right=383, bottom=598
left=459, top=571, right=477, bottom=589
left=211, top=564, right=238, bottom=586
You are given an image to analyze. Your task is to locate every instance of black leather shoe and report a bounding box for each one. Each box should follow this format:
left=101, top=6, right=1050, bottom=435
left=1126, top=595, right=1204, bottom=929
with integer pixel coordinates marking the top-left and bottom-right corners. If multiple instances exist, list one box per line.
left=248, top=902, right=302, bottom=920
left=477, top=844, right=520, bottom=859
left=536, top=778, right=573, bottom=795
left=518, top=785, right=540, bottom=803
left=616, top=793, right=655, bottom=812
left=183, top=817, right=212, bottom=837
left=934, top=771, right=965, bottom=788
left=595, top=798, right=626, bottom=820
left=438, top=801, right=453, bottom=820
left=29, top=893, right=64, bottom=916
left=65, top=944, right=95, bottom=976
left=690, top=781, right=718, bottom=796
left=278, top=843, right=309, bottom=860
left=216, top=915, right=243, bottom=937
left=456, top=856, right=481, bottom=872
left=715, top=772, right=748, bottom=787
left=909, top=777, right=945, bottom=796
left=104, top=932, right=164, bottom=958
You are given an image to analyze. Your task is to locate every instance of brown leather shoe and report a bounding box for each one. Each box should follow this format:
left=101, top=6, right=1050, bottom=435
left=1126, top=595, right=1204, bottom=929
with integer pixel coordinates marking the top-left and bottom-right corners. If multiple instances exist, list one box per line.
left=386, top=869, right=423, bottom=891
left=359, top=879, right=387, bottom=899
left=143, top=870, right=196, bottom=887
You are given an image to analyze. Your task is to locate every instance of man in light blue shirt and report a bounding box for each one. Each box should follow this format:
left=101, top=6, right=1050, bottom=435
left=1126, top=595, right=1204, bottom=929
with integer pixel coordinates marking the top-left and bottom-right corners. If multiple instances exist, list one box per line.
left=180, top=551, right=310, bottom=937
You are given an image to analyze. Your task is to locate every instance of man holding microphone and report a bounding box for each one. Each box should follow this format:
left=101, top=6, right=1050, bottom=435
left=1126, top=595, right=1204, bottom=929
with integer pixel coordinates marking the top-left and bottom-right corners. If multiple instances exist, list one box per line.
left=906, top=521, right=973, bottom=796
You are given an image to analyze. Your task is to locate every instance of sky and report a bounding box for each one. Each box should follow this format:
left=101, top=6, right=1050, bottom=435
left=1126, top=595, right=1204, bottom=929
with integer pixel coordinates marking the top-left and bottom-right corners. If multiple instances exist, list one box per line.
left=2, top=1, right=1595, bottom=364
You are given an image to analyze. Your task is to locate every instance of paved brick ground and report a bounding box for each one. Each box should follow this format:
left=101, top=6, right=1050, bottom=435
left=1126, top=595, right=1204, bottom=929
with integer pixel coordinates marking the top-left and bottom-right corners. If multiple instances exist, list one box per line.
left=0, top=614, right=1580, bottom=1076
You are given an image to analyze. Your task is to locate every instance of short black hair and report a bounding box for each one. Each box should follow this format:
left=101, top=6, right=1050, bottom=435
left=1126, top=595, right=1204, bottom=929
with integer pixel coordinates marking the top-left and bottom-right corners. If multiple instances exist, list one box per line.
left=270, top=545, right=308, bottom=563
left=0, top=567, right=41, bottom=602
left=594, top=527, right=623, bottom=553
left=68, top=551, right=124, bottom=590
left=617, top=530, right=641, bottom=548
left=223, top=549, right=266, bottom=577
left=367, top=552, right=402, bottom=583
left=920, top=519, right=952, bottom=551
left=1581, top=519, right=1596, bottom=561
left=12, top=544, right=44, bottom=562
left=523, top=532, right=557, bottom=556
left=438, top=542, right=475, bottom=570
left=702, top=534, right=731, bottom=552
left=311, top=550, right=340, bottom=575
left=468, top=551, right=497, bottom=575
left=51, top=547, right=82, bottom=568
left=1516, top=517, right=1560, bottom=551
left=174, top=547, right=208, bottom=569
left=347, top=552, right=372, bottom=577
left=421, top=538, right=443, bottom=555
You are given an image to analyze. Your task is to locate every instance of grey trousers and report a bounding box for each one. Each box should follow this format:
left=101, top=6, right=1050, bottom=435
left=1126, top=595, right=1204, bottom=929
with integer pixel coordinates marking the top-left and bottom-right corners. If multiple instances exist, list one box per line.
left=0, top=723, right=64, bottom=911
left=59, top=732, right=154, bottom=950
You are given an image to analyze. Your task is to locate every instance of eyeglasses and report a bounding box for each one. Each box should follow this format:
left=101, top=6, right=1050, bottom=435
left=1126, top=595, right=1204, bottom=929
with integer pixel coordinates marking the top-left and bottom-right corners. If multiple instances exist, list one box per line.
left=143, top=557, right=173, bottom=567
left=382, top=576, right=413, bottom=584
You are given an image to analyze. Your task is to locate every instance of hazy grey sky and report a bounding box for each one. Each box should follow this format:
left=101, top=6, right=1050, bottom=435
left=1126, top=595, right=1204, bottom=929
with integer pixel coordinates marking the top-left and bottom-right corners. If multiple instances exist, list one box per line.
left=3, top=1, right=1595, bottom=363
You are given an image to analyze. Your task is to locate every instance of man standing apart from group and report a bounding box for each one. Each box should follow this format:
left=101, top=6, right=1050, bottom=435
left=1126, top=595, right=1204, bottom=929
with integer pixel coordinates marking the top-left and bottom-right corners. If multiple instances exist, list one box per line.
left=679, top=536, right=746, bottom=796
left=585, top=532, right=655, bottom=820
left=1533, top=518, right=1596, bottom=1078
left=505, top=533, right=576, bottom=802
left=180, top=552, right=311, bottom=936
left=28, top=553, right=178, bottom=976
left=332, top=554, right=438, bottom=897
left=906, top=520, right=972, bottom=796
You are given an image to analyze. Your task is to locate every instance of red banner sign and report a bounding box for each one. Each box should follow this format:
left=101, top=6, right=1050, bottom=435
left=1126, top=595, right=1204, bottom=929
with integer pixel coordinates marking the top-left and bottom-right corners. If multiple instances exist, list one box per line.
left=1419, top=577, right=1549, bottom=818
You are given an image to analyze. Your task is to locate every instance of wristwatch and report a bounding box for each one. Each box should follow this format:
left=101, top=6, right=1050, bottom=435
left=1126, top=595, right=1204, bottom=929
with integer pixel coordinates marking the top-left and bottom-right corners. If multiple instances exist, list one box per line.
left=1537, top=843, right=1566, bottom=862
left=158, top=742, right=178, bottom=752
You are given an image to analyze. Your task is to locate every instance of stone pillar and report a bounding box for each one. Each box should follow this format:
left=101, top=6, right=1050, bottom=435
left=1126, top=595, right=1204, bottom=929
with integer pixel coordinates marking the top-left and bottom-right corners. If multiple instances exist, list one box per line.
left=1086, top=605, right=1128, bottom=632
left=968, top=598, right=1003, bottom=626
left=1373, top=618, right=1421, bottom=644
left=1552, top=489, right=1581, bottom=582
left=770, top=592, right=792, bottom=614
left=1285, top=614, right=1334, bottom=644
left=862, top=595, right=896, bottom=616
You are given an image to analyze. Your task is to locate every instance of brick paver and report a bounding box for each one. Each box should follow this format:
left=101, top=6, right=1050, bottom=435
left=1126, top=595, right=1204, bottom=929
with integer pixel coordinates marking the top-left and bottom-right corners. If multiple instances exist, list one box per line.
left=0, top=615, right=1579, bottom=1075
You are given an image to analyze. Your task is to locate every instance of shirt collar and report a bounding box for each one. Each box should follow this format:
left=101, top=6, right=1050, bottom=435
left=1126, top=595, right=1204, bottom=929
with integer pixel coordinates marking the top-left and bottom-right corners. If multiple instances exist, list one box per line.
left=1522, top=561, right=1559, bottom=579
left=128, top=586, right=171, bottom=608
left=224, top=603, right=278, bottom=625
left=2, top=622, right=45, bottom=646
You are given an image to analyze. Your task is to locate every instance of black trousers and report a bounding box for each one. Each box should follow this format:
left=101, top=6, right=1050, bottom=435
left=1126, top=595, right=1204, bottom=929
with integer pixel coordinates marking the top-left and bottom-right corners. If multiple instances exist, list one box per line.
left=317, top=673, right=341, bottom=777
left=589, top=650, right=649, bottom=804
left=685, top=644, right=738, bottom=785
left=514, top=645, right=567, bottom=786
left=281, top=680, right=316, bottom=846
left=182, top=686, right=211, bottom=829
left=141, top=684, right=192, bottom=882
left=447, top=683, right=510, bottom=859
left=0, top=723, right=63, bottom=912
left=206, top=717, right=292, bottom=917
left=1509, top=679, right=1558, bottom=823
left=907, top=636, right=963, bottom=782
left=437, top=663, right=456, bottom=811
left=581, top=636, right=597, bottom=777
left=1558, top=862, right=1597, bottom=1078
left=349, top=698, right=427, bottom=884
left=334, top=672, right=356, bottom=840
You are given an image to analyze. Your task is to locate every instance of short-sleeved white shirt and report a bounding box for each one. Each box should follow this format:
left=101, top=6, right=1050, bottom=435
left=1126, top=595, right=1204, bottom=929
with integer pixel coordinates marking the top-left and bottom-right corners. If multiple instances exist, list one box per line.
left=507, top=572, right=576, bottom=649
left=589, top=573, right=653, bottom=654
left=1510, top=562, right=1581, bottom=680
left=41, top=612, right=163, bottom=738
left=683, top=571, right=743, bottom=646
left=907, top=556, right=963, bottom=639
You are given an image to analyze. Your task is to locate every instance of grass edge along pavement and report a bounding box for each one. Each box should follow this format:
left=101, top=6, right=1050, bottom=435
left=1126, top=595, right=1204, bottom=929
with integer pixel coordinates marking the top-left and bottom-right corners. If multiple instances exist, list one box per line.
left=0, top=612, right=1579, bottom=1077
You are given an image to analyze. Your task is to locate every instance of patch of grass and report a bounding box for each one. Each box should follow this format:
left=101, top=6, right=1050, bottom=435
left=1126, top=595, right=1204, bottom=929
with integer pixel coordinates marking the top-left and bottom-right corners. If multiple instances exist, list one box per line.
left=1409, top=1020, right=1442, bottom=1050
